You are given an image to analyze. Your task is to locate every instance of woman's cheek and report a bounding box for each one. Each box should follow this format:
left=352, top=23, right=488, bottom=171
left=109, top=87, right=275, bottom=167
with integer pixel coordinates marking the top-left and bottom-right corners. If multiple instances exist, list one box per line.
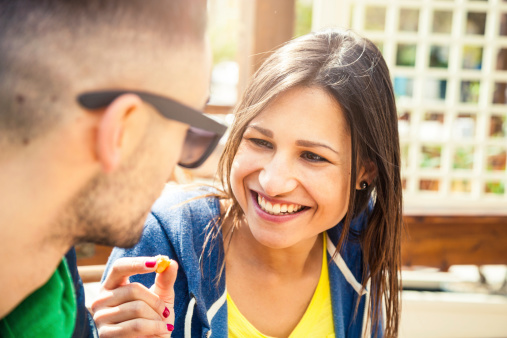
left=233, top=144, right=266, bottom=175
left=230, top=147, right=266, bottom=204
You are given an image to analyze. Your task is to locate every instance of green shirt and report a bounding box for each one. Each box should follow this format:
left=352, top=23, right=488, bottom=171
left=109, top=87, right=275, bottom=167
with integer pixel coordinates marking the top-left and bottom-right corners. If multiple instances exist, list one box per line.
left=0, top=258, right=77, bottom=337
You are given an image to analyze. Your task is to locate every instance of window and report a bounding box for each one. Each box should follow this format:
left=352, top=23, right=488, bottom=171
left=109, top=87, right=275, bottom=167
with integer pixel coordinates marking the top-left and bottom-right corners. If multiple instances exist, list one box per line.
left=313, top=0, right=507, bottom=212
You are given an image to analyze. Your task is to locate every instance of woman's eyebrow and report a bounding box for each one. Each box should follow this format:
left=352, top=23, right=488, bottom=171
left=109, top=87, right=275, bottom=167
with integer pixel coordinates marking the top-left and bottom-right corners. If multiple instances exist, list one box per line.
left=246, top=125, right=273, bottom=137
left=296, top=139, right=339, bottom=155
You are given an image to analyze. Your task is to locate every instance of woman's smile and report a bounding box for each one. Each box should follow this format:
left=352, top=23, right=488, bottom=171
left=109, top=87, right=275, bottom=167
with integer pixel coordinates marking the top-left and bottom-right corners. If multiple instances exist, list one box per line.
left=250, top=190, right=310, bottom=223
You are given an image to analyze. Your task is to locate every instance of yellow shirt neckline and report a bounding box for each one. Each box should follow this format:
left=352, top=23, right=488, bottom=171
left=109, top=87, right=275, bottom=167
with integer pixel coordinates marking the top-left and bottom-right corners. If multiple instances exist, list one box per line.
left=227, top=232, right=335, bottom=338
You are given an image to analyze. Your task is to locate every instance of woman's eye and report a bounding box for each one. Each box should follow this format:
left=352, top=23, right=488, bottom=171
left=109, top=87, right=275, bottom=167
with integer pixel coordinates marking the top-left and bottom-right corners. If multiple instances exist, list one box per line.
left=301, top=151, right=328, bottom=162
left=249, top=138, right=273, bottom=149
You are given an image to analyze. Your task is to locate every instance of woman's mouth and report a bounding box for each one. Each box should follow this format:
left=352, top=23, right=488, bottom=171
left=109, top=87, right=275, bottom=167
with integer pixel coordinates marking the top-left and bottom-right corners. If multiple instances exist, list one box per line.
left=254, top=192, right=308, bottom=216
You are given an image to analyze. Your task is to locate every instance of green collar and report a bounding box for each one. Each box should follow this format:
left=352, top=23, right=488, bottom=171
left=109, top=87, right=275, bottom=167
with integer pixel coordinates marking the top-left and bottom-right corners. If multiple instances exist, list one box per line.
left=0, top=258, right=77, bottom=337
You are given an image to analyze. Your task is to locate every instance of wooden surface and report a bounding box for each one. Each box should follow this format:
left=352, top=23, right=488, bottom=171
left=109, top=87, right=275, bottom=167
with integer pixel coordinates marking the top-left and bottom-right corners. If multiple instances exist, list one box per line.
left=76, top=244, right=112, bottom=266
left=204, top=104, right=233, bottom=115
left=78, top=265, right=107, bottom=284
left=77, top=216, right=507, bottom=275
left=238, top=0, right=296, bottom=95
left=402, top=215, right=507, bottom=270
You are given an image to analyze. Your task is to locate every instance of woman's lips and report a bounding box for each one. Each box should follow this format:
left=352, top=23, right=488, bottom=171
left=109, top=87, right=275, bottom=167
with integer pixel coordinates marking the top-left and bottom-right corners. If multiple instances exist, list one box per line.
left=250, top=191, right=309, bottom=223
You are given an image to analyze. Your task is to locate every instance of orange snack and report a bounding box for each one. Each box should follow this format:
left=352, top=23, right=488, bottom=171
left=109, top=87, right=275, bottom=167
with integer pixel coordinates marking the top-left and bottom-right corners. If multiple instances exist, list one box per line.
left=155, top=255, right=171, bottom=273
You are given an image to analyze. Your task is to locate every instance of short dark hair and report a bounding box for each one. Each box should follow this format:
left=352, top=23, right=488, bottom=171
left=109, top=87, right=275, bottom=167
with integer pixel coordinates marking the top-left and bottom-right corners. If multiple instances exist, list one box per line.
left=0, top=0, right=207, bottom=147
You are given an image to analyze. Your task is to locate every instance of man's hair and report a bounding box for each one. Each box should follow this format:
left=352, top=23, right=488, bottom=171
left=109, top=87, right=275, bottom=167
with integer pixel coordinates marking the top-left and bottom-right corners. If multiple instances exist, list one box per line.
left=0, top=0, right=207, bottom=147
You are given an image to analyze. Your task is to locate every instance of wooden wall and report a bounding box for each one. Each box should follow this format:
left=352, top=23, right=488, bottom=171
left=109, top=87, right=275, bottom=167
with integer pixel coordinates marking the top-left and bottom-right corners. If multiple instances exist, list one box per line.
left=402, top=215, right=507, bottom=270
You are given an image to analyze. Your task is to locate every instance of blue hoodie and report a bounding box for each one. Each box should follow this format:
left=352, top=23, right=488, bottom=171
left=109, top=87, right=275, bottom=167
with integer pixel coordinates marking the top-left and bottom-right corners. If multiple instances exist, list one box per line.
left=104, top=186, right=378, bottom=338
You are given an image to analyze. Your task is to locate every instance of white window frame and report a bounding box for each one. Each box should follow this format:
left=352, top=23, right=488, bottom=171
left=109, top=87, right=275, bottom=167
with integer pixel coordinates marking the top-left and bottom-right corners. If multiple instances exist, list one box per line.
left=312, top=0, right=507, bottom=215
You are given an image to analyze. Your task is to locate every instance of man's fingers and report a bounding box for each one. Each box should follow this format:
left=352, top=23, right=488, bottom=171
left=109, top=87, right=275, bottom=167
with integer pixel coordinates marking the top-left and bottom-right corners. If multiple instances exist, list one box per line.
left=97, top=318, right=173, bottom=338
left=103, top=256, right=160, bottom=290
left=151, top=260, right=178, bottom=304
left=91, top=283, right=167, bottom=320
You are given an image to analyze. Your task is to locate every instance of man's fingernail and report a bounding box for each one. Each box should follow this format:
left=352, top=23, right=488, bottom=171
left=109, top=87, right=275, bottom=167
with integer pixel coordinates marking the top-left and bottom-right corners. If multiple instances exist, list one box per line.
left=163, top=307, right=170, bottom=318
left=167, top=324, right=174, bottom=331
left=145, top=261, right=156, bottom=268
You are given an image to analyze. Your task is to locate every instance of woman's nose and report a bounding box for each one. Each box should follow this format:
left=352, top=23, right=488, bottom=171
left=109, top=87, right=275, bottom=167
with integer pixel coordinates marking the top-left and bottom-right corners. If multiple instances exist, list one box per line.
left=258, top=155, right=298, bottom=197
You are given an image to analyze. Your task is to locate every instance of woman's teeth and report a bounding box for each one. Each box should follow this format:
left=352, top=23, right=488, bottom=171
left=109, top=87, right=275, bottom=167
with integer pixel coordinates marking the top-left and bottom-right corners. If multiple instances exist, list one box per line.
left=257, top=194, right=304, bottom=215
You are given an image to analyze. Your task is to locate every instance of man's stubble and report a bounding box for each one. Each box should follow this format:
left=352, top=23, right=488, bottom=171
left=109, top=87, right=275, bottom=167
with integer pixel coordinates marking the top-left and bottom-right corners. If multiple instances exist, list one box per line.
left=57, top=128, right=166, bottom=249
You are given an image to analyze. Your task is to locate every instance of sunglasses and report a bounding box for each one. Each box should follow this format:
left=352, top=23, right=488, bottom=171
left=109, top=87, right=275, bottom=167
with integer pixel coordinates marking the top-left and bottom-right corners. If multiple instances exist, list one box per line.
left=78, top=90, right=227, bottom=168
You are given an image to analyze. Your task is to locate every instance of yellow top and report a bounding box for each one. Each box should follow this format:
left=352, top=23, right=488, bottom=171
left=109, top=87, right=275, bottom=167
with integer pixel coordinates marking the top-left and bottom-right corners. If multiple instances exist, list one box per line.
left=227, top=233, right=335, bottom=338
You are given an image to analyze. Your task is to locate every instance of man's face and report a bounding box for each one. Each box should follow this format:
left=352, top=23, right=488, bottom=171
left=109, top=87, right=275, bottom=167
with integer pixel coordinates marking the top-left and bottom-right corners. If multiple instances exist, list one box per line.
left=69, top=41, right=212, bottom=248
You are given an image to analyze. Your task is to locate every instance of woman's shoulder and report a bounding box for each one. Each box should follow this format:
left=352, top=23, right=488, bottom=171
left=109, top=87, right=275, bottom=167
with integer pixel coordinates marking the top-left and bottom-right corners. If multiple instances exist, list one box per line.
left=147, top=184, right=223, bottom=243
left=150, top=184, right=221, bottom=221
left=326, top=208, right=370, bottom=272
left=154, top=184, right=220, bottom=206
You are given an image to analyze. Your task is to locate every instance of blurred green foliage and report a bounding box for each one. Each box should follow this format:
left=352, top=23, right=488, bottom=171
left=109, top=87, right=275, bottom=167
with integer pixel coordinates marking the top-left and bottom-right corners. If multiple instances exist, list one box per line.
left=210, top=20, right=238, bottom=65
left=421, top=145, right=441, bottom=169
left=294, top=0, right=313, bottom=37
left=453, top=146, right=474, bottom=170
left=397, top=44, right=417, bottom=67
left=485, top=181, right=505, bottom=194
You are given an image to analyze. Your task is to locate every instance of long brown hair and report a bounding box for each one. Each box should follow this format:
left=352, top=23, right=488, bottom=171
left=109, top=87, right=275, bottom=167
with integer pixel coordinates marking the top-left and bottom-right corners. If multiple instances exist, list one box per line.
left=216, top=28, right=402, bottom=337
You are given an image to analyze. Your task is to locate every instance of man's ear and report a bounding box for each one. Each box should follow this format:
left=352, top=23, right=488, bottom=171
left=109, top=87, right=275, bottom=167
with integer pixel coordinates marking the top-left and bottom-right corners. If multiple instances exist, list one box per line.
left=355, top=160, right=377, bottom=190
left=96, top=94, right=143, bottom=173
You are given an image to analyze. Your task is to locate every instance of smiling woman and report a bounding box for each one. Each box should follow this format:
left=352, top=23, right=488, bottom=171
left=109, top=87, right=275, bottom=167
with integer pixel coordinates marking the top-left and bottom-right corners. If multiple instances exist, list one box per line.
left=230, top=87, right=355, bottom=251
left=102, top=28, right=402, bottom=338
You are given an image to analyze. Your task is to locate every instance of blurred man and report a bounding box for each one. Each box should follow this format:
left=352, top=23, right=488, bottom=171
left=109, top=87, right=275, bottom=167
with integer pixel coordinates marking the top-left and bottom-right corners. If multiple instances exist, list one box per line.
left=0, top=0, right=224, bottom=336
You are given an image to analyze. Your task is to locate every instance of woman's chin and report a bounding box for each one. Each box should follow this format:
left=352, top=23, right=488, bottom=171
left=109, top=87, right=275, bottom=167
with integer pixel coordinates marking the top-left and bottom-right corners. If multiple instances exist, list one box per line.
left=247, top=224, right=296, bottom=249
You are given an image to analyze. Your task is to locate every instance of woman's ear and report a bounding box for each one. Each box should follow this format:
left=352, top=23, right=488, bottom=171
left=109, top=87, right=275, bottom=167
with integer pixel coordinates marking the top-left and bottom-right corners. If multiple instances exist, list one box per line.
left=95, top=94, right=143, bottom=173
left=355, top=160, right=377, bottom=190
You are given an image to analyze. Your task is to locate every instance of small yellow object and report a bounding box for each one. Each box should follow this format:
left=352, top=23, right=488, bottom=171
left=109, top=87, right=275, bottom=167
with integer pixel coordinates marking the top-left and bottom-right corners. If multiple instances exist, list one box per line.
left=155, top=255, right=171, bottom=273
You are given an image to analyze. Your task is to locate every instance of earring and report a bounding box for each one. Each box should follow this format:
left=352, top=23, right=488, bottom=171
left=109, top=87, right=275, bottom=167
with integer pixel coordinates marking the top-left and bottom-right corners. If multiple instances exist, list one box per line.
left=360, top=181, right=368, bottom=190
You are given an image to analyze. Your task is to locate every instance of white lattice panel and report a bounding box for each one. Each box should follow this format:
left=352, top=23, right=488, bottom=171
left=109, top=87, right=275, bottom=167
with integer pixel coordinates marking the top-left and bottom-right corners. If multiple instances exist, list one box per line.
left=313, top=0, right=507, bottom=214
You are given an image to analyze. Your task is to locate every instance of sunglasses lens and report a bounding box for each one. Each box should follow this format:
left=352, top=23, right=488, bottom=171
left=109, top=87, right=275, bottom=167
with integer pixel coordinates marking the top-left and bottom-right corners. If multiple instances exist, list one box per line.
left=179, top=127, right=218, bottom=168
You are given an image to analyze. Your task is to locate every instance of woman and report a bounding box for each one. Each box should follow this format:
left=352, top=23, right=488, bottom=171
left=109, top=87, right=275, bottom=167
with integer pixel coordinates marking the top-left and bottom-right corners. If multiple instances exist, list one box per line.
left=95, top=28, right=402, bottom=338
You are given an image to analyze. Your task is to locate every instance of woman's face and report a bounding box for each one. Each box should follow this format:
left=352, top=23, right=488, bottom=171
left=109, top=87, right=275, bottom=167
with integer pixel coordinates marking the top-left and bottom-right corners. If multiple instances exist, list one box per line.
left=230, top=86, right=359, bottom=249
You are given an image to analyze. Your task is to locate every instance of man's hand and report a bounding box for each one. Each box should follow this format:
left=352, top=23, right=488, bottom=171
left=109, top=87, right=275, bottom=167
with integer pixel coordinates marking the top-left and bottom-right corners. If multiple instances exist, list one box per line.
left=91, top=256, right=178, bottom=338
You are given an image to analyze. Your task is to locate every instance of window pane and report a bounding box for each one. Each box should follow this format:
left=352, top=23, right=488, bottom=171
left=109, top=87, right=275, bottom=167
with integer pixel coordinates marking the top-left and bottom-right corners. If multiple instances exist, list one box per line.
left=396, top=44, right=417, bottom=66
left=460, top=80, right=481, bottom=103
left=419, top=179, right=440, bottom=192
left=500, top=13, right=507, bottom=36
left=399, top=8, right=419, bottom=32
left=398, top=111, right=411, bottom=138
left=421, top=145, right=442, bottom=169
left=429, top=45, right=449, bottom=68
left=394, top=77, right=414, bottom=98
left=453, top=113, right=476, bottom=139
left=401, top=144, right=410, bottom=170
left=373, top=41, right=384, bottom=54
left=486, top=146, right=506, bottom=171
left=365, top=6, right=386, bottom=31
left=489, top=115, right=506, bottom=138
left=493, top=82, right=507, bottom=104
left=420, top=113, right=445, bottom=141
left=432, top=10, right=453, bottom=34
left=453, top=146, right=474, bottom=170
left=496, top=48, right=507, bottom=70
left=451, top=179, right=472, bottom=193
left=424, top=79, right=447, bottom=101
left=466, top=12, right=487, bottom=35
left=462, top=46, right=483, bottom=70
left=485, top=181, right=505, bottom=195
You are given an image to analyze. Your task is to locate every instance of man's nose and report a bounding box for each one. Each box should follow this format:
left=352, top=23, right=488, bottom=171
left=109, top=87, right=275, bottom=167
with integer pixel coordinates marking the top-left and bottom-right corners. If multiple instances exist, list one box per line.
left=258, top=154, right=298, bottom=197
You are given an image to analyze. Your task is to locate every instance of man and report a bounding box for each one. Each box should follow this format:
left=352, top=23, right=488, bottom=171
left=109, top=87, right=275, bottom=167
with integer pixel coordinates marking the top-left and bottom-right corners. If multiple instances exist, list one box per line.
left=0, top=0, right=224, bottom=336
